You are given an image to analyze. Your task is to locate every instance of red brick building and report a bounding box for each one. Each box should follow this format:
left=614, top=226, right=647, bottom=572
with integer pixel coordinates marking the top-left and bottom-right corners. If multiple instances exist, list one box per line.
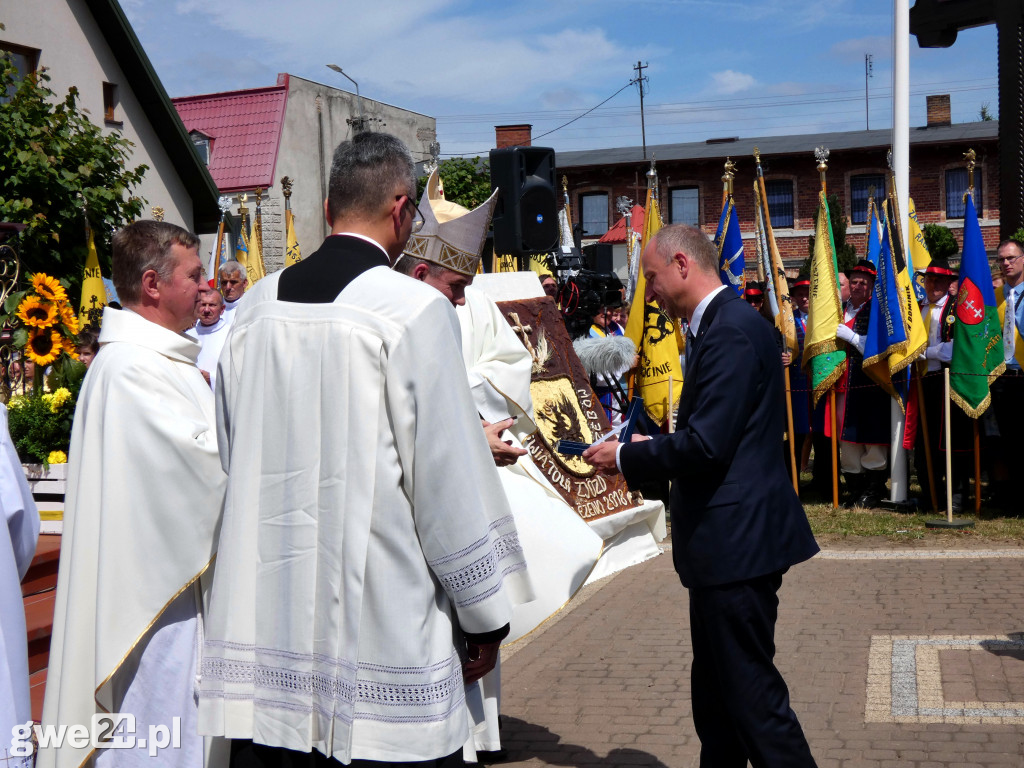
left=501, top=97, right=999, bottom=274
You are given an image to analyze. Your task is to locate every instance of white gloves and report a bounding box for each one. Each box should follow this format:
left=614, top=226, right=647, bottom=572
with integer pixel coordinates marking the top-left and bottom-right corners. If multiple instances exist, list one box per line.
left=835, top=324, right=865, bottom=355
left=924, top=341, right=953, bottom=363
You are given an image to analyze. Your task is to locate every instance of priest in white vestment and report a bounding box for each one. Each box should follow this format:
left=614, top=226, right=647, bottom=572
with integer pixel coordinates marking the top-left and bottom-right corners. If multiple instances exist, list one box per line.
left=39, top=222, right=226, bottom=768
left=1, top=404, right=39, bottom=768
left=199, top=133, right=531, bottom=768
left=217, top=261, right=247, bottom=326
left=185, top=286, right=229, bottom=389
left=396, top=169, right=603, bottom=762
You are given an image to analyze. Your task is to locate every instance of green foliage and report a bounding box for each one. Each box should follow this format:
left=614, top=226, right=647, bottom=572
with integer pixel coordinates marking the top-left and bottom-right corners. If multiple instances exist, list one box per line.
left=980, top=102, right=995, bottom=121
left=5, top=375, right=83, bottom=465
left=0, top=56, right=147, bottom=296
left=922, top=224, right=959, bottom=261
left=417, top=157, right=492, bottom=210
left=803, top=192, right=858, bottom=276
left=1009, top=227, right=1024, bottom=247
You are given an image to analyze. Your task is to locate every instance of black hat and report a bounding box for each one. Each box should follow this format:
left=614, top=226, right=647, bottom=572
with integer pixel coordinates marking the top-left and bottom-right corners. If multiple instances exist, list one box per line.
left=924, top=257, right=955, bottom=277
left=846, top=259, right=877, bottom=279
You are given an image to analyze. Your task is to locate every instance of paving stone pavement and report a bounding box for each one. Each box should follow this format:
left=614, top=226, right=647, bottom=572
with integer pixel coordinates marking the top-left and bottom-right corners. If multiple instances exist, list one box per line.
left=494, top=545, right=1024, bottom=768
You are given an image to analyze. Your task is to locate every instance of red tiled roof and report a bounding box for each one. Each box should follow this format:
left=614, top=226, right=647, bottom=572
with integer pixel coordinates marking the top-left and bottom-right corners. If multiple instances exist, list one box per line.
left=173, top=85, right=287, bottom=193
left=598, top=205, right=645, bottom=243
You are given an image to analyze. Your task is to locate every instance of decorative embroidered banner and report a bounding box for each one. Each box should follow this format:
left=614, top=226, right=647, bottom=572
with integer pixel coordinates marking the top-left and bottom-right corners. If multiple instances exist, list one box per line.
left=497, top=296, right=641, bottom=521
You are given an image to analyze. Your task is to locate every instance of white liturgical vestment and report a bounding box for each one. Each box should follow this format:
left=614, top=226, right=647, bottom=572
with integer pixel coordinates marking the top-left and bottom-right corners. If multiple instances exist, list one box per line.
left=186, top=316, right=229, bottom=390
left=456, top=285, right=602, bottom=758
left=1, top=405, right=38, bottom=768
left=39, top=308, right=226, bottom=768
left=199, top=267, right=532, bottom=764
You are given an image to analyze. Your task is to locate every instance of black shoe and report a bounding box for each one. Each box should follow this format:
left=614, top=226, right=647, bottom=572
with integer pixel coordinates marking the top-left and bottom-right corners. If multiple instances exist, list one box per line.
left=475, top=750, right=508, bottom=764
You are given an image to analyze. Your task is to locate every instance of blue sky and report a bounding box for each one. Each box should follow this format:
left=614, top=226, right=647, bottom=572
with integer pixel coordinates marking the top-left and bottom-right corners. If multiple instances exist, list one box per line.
left=122, top=0, right=998, bottom=158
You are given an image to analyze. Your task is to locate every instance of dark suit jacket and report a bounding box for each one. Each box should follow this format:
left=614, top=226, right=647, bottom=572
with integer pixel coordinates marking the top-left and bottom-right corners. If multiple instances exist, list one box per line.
left=620, top=289, right=819, bottom=588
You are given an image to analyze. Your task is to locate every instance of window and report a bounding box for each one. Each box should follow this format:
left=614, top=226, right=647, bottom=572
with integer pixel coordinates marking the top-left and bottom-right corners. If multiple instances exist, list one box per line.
left=765, top=179, right=794, bottom=228
left=102, top=82, right=119, bottom=124
left=945, top=168, right=982, bottom=219
left=190, top=131, right=211, bottom=165
left=670, top=186, right=699, bottom=226
left=850, top=174, right=886, bottom=225
left=581, top=193, right=609, bottom=237
left=1, top=42, right=39, bottom=101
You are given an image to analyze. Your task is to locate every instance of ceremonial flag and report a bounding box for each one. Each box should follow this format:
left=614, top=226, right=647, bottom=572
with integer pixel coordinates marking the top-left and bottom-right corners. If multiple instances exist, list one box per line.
left=753, top=180, right=797, bottom=354
left=906, top=197, right=930, bottom=303
left=861, top=209, right=908, bottom=406
left=528, top=253, right=554, bottom=279
left=208, top=230, right=227, bottom=282
left=245, top=208, right=266, bottom=287
left=624, top=187, right=682, bottom=426
left=285, top=208, right=302, bottom=266
left=78, top=226, right=108, bottom=326
left=865, top=197, right=882, bottom=268
left=884, top=197, right=927, bottom=377
left=949, top=192, right=1004, bottom=416
left=235, top=224, right=249, bottom=290
left=491, top=253, right=517, bottom=273
left=714, top=195, right=745, bottom=294
left=801, top=191, right=846, bottom=406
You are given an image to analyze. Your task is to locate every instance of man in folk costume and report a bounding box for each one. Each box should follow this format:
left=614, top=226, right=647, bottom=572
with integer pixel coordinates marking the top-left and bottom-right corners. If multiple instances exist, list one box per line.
left=40, top=221, right=226, bottom=768
left=992, top=239, right=1024, bottom=508
left=198, top=133, right=533, bottom=767
left=395, top=169, right=602, bottom=763
left=834, top=259, right=891, bottom=507
left=2, top=404, right=38, bottom=768
left=914, top=258, right=972, bottom=511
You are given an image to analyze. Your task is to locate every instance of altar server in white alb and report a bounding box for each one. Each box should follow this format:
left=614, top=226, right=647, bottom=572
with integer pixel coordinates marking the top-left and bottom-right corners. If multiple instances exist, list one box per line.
left=39, top=221, right=226, bottom=768
left=396, top=169, right=603, bottom=763
left=198, top=132, right=533, bottom=768
left=1, top=404, right=39, bottom=768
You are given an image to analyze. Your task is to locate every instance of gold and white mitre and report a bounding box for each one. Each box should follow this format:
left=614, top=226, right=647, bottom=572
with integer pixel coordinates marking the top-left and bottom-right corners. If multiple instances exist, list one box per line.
left=403, top=168, right=499, bottom=276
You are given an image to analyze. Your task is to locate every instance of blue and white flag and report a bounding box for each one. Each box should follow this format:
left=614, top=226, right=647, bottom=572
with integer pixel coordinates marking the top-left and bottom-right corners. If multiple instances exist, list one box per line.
left=714, top=195, right=745, bottom=295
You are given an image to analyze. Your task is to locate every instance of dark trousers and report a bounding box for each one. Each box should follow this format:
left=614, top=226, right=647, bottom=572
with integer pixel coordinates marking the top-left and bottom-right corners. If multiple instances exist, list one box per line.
left=688, top=571, right=817, bottom=768
left=229, top=740, right=463, bottom=768
left=990, top=369, right=1024, bottom=504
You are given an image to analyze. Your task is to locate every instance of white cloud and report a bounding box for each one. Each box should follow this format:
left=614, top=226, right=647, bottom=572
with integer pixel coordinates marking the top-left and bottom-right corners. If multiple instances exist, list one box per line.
left=710, top=70, right=757, bottom=95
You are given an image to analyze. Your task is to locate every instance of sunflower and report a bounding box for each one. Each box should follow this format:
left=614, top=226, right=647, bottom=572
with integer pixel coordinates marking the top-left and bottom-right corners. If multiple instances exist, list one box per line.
left=17, top=296, right=58, bottom=328
left=32, top=273, right=68, bottom=303
left=26, top=328, right=64, bottom=366
left=59, top=304, right=79, bottom=334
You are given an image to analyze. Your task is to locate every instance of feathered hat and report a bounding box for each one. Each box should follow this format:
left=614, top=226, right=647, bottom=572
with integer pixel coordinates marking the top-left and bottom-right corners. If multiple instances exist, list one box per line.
left=401, top=168, right=499, bottom=276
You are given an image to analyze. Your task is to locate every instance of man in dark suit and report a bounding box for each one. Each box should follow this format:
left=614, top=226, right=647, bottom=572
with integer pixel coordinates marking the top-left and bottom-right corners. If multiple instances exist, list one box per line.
left=584, top=223, right=819, bottom=768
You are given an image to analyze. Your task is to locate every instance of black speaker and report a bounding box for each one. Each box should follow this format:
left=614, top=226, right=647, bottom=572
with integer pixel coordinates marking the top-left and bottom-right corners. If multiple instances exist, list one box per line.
left=582, top=242, right=615, bottom=273
left=489, top=146, right=559, bottom=256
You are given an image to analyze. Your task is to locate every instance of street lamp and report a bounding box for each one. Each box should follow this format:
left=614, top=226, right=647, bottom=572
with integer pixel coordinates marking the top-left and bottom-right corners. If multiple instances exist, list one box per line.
left=326, top=64, right=367, bottom=132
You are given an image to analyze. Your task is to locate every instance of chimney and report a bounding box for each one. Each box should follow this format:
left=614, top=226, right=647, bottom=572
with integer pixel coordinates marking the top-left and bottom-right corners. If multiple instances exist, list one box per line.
left=926, top=94, right=951, bottom=127
left=495, top=124, right=532, bottom=149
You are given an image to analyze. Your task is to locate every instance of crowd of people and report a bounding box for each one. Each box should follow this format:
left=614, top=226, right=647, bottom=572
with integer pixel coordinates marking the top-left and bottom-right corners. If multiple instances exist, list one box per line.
left=0, top=131, right=834, bottom=768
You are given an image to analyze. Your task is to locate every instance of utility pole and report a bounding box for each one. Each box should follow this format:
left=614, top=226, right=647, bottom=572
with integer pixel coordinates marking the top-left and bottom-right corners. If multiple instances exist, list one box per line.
left=864, top=53, right=873, bottom=130
left=632, top=61, right=649, bottom=160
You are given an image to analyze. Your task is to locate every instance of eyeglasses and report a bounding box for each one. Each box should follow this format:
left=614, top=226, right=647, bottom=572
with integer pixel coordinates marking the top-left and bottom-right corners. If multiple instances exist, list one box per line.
left=995, top=253, right=1023, bottom=264
left=401, top=193, right=425, bottom=233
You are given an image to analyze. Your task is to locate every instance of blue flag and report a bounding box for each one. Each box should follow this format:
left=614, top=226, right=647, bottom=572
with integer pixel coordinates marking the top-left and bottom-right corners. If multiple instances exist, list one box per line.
left=865, top=199, right=882, bottom=269
left=714, top=195, right=745, bottom=295
left=862, top=209, right=910, bottom=408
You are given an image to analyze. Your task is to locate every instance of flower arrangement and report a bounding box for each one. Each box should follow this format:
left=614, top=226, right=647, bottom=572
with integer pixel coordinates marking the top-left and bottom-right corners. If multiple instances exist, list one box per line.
left=11, top=273, right=80, bottom=369
left=2, top=273, right=86, bottom=466
left=6, top=387, right=76, bottom=466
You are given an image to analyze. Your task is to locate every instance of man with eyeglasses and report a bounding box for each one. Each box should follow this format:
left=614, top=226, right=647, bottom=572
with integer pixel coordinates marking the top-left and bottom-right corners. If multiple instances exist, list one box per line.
left=991, top=240, right=1024, bottom=509
left=199, top=132, right=531, bottom=767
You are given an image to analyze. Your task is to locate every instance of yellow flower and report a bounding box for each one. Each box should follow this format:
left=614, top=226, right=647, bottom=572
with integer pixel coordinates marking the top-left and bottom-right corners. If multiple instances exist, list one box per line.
left=16, top=296, right=58, bottom=328
left=47, top=451, right=68, bottom=464
left=7, top=394, right=28, bottom=410
left=59, top=304, right=79, bottom=334
left=49, top=387, right=72, bottom=411
left=32, top=273, right=68, bottom=303
left=25, top=328, right=63, bottom=366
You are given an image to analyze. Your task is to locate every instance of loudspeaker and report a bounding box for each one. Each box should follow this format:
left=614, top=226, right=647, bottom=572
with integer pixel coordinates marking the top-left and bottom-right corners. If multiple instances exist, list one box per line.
left=489, top=146, right=559, bottom=256
left=582, top=242, right=615, bottom=273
